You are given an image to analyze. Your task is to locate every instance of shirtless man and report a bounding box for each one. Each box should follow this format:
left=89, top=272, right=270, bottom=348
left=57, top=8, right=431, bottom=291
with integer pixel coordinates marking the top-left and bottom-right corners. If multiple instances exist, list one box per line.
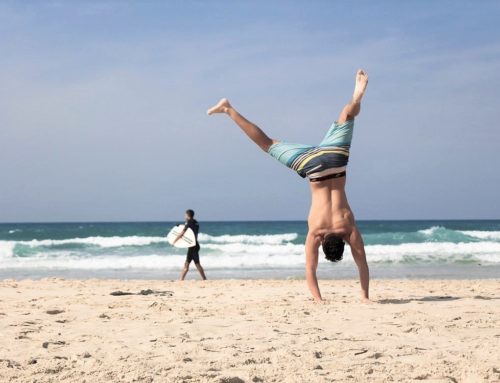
left=207, top=70, right=371, bottom=303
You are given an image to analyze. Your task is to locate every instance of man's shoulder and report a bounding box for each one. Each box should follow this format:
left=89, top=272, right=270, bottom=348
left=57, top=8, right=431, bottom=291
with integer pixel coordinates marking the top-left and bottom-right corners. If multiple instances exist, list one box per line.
left=186, top=219, right=199, bottom=227
left=306, top=228, right=324, bottom=244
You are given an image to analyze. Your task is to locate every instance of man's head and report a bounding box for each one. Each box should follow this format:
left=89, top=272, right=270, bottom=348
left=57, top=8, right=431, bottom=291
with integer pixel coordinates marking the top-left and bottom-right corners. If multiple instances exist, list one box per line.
left=185, top=209, right=195, bottom=220
left=322, top=233, right=345, bottom=262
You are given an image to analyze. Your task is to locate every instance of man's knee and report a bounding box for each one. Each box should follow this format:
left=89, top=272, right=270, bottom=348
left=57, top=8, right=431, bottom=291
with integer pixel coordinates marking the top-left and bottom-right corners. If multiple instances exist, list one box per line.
left=338, top=102, right=360, bottom=124
left=259, top=139, right=275, bottom=153
left=347, top=102, right=360, bottom=116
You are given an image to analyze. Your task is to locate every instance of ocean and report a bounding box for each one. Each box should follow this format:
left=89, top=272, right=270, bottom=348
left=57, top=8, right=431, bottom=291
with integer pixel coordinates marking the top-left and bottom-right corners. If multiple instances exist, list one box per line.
left=1, top=220, right=499, bottom=280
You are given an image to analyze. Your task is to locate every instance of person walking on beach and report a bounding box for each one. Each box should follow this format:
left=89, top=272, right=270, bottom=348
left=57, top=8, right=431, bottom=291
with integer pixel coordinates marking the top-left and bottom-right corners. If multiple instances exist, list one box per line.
left=207, top=70, right=371, bottom=303
left=173, top=209, right=207, bottom=281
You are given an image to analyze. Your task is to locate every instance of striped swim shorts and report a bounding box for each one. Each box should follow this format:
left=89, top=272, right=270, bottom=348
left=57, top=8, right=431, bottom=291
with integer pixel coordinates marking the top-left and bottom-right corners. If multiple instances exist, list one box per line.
left=267, top=119, right=354, bottom=180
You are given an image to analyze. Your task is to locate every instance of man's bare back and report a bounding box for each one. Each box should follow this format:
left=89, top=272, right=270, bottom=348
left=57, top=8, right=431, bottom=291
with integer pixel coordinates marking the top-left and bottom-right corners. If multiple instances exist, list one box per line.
left=306, top=177, right=371, bottom=303
left=208, top=70, right=372, bottom=303
left=307, top=176, right=354, bottom=238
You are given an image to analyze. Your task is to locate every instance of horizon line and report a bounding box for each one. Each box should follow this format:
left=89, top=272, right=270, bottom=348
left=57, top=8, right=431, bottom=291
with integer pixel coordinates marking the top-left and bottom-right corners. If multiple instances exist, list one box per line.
left=1, top=218, right=499, bottom=225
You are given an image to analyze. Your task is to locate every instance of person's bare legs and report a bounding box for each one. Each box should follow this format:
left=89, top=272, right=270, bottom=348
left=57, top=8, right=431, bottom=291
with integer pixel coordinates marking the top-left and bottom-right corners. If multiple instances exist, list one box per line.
left=207, top=98, right=276, bottom=152
left=180, top=262, right=189, bottom=280
left=337, top=69, right=369, bottom=124
left=194, top=263, right=207, bottom=280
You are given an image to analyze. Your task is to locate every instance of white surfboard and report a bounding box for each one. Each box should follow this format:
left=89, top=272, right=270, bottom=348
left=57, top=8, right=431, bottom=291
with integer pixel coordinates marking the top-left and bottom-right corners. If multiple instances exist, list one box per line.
left=167, top=224, right=197, bottom=248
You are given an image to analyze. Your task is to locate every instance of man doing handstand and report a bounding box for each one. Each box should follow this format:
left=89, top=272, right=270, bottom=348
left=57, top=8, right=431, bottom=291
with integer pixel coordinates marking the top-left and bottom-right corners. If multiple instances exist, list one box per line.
left=207, top=70, right=371, bottom=303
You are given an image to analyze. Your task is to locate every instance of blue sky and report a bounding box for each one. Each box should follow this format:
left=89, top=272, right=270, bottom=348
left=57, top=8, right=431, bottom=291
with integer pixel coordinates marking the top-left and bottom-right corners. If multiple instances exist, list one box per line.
left=0, top=1, right=499, bottom=222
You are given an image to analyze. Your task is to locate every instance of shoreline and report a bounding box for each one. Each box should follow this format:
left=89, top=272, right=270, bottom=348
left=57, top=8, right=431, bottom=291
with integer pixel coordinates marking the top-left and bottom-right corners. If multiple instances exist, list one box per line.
left=2, top=262, right=500, bottom=281
left=1, top=278, right=499, bottom=382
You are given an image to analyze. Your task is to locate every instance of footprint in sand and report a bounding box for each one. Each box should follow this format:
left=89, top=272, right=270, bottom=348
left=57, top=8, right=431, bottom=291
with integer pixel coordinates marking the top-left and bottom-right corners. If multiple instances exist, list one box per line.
left=219, top=377, right=245, bottom=383
left=46, top=309, right=65, bottom=315
left=42, top=340, right=66, bottom=349
left=0, top=359, right=21, bottom=368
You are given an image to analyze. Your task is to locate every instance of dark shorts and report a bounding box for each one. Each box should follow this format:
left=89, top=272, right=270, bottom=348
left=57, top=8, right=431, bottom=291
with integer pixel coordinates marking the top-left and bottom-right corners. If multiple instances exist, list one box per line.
left=186, top=244, right=200, bottom=264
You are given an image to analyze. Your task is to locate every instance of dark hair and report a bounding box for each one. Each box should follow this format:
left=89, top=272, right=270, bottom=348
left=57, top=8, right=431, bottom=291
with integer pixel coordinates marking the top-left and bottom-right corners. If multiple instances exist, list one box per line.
left=185, top=209, right=195, bottom=218
left=322, top=234, right=345, bottom=262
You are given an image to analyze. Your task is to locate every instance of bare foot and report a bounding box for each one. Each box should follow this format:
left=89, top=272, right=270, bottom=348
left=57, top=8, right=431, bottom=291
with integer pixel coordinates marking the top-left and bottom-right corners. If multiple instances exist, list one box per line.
left=361, top=297, right=376, bottom=304
left=352, top=69, right=368, bottom=103
left=207, top=98, right=232, bottom=115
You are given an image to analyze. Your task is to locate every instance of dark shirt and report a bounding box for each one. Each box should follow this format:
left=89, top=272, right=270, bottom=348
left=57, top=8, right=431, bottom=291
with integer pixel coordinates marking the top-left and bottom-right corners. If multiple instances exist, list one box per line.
left=184, top=219, right=199, bottom=244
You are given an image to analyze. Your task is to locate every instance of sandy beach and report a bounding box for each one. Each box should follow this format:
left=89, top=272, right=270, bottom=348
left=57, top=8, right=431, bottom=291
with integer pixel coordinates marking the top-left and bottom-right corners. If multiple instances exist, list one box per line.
left=0, top=278, right=499, bottom=383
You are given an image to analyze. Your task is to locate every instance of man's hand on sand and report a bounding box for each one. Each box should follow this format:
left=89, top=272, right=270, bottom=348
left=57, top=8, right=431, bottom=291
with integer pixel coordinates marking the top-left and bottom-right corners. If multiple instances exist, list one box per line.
left=313, top=297, right=327, bottom=304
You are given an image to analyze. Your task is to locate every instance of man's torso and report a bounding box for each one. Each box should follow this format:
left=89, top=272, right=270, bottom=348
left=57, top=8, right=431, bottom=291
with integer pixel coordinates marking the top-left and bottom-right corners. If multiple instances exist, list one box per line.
left=307, top=176, right=355, bottom=239
left=185, top=219, right=200, bottom=244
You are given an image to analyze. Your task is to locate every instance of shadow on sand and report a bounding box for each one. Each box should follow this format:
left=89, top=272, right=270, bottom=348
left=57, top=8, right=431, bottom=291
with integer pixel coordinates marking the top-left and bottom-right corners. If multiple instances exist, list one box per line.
left=378, top=296, right=459, bottom=304
left=377, top=295, right=499, bottom=304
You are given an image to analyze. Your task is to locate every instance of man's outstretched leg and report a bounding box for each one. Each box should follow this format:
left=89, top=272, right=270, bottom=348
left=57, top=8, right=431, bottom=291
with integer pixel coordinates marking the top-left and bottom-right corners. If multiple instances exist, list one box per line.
left=337, top=69, right=369, bottom=124
left=207, top=98, right=276, bottom=152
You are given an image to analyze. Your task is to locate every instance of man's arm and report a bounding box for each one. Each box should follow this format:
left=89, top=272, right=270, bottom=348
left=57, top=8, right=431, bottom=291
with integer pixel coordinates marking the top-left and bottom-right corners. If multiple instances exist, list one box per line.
left=305, top=231, right=323, bottom=302
left=172, top=227, right=187, bottom=245
left=347, top=226, right=371, bottom=303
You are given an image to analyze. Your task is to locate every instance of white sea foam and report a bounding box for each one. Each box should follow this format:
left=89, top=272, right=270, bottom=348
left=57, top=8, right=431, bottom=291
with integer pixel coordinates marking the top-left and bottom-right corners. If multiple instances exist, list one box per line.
left=365, top=241, right=500, bottom=263
left=2, top=232, right=298, bottom=250
left=17, top=236, right=169, bottom=248
left=2, top=241, right=500, bottom=270
left=198, top=233, right=298, bottom=245
left=202, top=242, right=304, bottom=255
left=0, top=252, right=306, bottom=269
left=3, top=226, right=500, bottom=271
left=0, top=241, right=15, bottom=259
left=418, top=226, right=445, bottom=235
left=459, top=230, right=500, bottom=240
left=418, top=227, right=500, bottom=241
